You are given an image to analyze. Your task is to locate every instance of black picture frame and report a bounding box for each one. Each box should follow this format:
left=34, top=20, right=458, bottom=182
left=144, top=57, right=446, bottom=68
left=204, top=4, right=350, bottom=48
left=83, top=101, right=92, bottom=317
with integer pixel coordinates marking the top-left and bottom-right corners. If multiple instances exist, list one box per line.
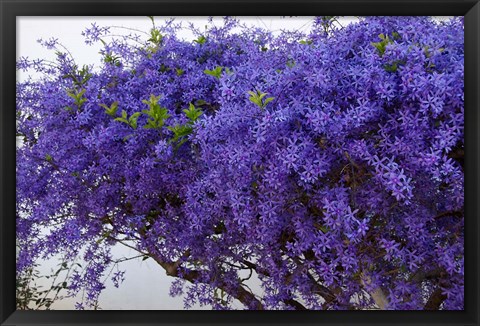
left=1, top=0, right=479, bottom=325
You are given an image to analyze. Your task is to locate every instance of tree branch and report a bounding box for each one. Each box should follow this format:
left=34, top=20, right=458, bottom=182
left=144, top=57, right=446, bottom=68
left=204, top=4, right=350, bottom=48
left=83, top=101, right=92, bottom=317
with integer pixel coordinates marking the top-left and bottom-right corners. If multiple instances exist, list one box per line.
left=284, top=299, right=307, bottom=310
left=306, top=273, right=337, bottom=304
left=424, top=286, right=447, bottom=310
left=433, top=210, right=463, bottom=220
left=242, top=258, right=345, bottom=309
left=148, top=252, right=264, bottom=309
left=409, top=267, right=444, bottom=283
left=360, top=272, right=389, bottom=310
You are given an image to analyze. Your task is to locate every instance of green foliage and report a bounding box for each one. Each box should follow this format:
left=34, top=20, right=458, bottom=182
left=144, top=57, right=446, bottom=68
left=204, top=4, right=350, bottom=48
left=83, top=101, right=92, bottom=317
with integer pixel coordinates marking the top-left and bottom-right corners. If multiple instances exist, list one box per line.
left=204, top=66, right=223, bottom=79
left=391, top=31, right=401, bottom=40
left=146, top=29, right=164, bottom=55
left=148, top=29, right=163, bottom=46
left=128, top=112, right=141, bottom=129
left=183, top=103, right=203, bottom=123
left=159, top=64, right=170, bottom=73
left=383, top=61, right=401, bottom=72
left=248, top=90, right=275, bottom=110
left=114, top=110, right=128, bottom=125
left=299, top=39, right=313, bottom=45
left=104, top=53, right=121, bottom=66
left=142, top=94, right=170, bottom=129
left=194, top=99, right=207, bottom=106
left=66, top=88, right=87, bottom=108
left=371, top=32, right=399, bottom=56
left=194, top=35, right=207, bottom=45
left=114, top=110, right=141, bottom=129
left=167, top=124, right=193, bottom=147
left=161, top=103, right=203, bottom=149
left=61, top=63, right=92, bottom=87
left=175, top=68, right=185, bottom=76
left=100, top=101, right=119, bottom=117
left=315, top=223, right=331, bottom=234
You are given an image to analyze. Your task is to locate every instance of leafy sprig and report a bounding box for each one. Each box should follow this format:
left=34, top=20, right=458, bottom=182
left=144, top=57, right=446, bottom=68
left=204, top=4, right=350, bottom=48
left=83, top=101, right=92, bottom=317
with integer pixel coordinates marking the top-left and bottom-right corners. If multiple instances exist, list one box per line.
left=204, top=66, right=223, bottom=79
left=247, top=90, right=274, bottom=110
left=100, top=101, right=119, bottom=117
left=183, top=103, right=203, bottom=123
left=115, top=110, right=141, bottom=129
left=142, top=94, right=170, bottom=129
left=66, top=89, right=87, bottom=108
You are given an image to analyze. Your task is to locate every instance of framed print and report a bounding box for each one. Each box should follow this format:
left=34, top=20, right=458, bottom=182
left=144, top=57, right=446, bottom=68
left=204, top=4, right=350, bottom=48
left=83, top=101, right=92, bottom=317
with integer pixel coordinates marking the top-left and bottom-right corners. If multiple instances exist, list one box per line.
left=1, top=0, right=479, bottom=325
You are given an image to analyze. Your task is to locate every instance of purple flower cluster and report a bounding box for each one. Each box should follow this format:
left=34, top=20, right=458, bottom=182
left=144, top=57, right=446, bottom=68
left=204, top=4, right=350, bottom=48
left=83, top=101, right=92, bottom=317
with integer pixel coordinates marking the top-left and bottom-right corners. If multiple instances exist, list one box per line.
left=16, top=16, right=464, bottom=310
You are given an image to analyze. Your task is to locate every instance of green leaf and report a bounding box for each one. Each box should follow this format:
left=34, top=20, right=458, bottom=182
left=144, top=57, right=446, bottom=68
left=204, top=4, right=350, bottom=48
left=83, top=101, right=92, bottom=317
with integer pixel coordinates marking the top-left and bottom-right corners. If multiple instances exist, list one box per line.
left=66, top=91, right=77, bottom=100
left=77, top=89, right=86, bottom=98
left=142, top=94, right=161, bottom=107
left=159, top=64, right=170, bottom=73
left=384, top=62, right=398, bottom=72
left=371, top=33, right=395, bottom=56
left=143, top=121, right=156, bottom=129
left=263, top=97, right=274, bottom=106
left=299, top=39, right=313, bottom=45
left=183, top=103, right=203, bottom=122
left=194, top=35, right=207, bottom=45
left=100, top=101, right=119, bottom=117
left=45, top=154, right=53, bottom=162
left=158, top=108, right=170, bottom=121
left=248, top=90, right=274, bottom=110
left=114, top=110, right=129, bottom=124
left=371, top=41, right=385, bottom=55
left=175, top=68, right=185, bottom=76
left=141, top=95, right=170, bottom=129
left=104, top=53, right=121, bottom=65
left=194, top=99, right=207, bottom=106
left=316, top=224, right=330, bottom=234
left=67, top=89, right=87, bottom=107
left=129, top=112, right=142, bottom=129
left=148, top=29, right=163, bottom=45
left=204, top=66, right=223, bottom=79
left=167, top=124, right=193, bottom=143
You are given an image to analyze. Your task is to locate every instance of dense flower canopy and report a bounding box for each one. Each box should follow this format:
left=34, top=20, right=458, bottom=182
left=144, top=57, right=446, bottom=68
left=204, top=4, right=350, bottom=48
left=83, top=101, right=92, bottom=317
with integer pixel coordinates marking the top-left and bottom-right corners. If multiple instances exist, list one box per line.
left=16, top=16, right=464, bottom=310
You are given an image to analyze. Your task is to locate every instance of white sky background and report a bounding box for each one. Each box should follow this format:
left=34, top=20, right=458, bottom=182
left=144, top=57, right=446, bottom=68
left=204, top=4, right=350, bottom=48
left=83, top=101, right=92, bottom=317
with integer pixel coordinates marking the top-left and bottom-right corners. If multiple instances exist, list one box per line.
left=17, top=16, right=335, bottom=81
left=16, top=16, right=451, bottom=310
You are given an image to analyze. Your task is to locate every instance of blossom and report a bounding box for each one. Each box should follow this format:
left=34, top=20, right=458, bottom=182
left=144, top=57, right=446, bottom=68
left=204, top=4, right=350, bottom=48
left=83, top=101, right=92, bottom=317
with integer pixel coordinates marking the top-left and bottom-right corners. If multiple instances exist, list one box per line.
left=16, top=16, right=464, bottom=310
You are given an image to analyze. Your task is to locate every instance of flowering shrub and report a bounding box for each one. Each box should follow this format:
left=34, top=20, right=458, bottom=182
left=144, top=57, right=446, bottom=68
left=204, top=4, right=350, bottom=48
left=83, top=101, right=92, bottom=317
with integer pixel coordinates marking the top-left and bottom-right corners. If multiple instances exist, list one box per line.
left=16, top=16, right=464, bottom=310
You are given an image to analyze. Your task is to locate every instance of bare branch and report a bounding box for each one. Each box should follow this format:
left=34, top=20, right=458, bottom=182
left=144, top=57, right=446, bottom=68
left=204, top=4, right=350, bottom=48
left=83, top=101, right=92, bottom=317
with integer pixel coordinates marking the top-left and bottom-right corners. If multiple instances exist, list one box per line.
left=360, top=272, right=388, bottom=310
left=148, top=252, right=264, bottom=309
left=424, top=287, right=447, bottom=310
